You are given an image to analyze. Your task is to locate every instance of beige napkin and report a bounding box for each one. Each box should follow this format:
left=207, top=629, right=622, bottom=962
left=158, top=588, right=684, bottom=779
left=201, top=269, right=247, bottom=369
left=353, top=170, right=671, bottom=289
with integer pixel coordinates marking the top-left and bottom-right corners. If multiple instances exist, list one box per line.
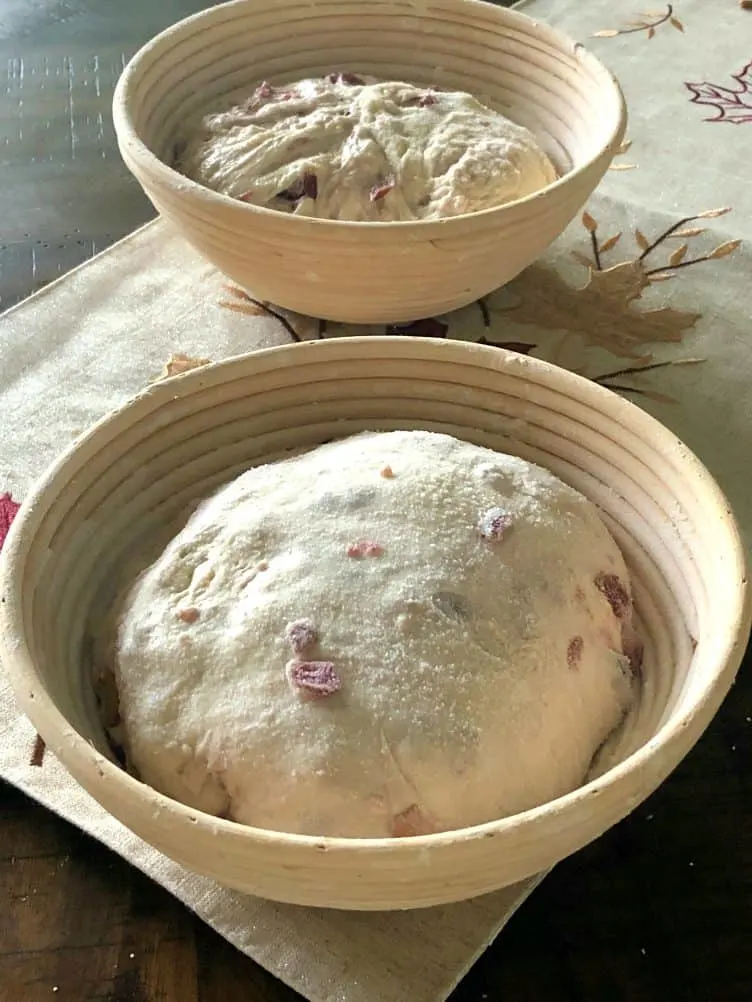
left=1, top=0, right=751, bottom=999
left=0, top=220, right=547, bottom=1002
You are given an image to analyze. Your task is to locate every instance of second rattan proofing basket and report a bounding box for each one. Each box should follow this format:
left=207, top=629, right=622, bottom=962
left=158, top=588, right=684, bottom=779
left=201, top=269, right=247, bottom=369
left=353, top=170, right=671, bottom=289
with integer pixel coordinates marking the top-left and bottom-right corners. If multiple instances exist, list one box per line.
left=0, top=337, right=748, bottom=909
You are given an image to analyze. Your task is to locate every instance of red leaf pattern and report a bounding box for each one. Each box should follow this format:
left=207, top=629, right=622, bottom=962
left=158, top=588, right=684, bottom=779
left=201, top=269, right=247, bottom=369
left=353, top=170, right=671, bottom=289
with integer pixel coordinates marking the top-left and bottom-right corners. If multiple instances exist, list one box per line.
left=0, top=492, right=21, bottom=551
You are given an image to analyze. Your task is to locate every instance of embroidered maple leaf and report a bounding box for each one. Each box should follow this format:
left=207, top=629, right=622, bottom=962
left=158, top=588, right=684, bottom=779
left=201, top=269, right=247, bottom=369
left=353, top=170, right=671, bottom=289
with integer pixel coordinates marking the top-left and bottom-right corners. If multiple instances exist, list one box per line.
left=0, top=492, right=21, bottom=551
left=507, top=261, right=700, bottom=359
left=686, top=61, right=752, bottom=124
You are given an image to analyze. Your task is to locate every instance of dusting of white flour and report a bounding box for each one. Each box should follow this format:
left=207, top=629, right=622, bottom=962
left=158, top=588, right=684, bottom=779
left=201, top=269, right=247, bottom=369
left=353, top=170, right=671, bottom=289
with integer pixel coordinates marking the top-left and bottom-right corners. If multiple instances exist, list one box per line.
left=112, top=431, right=639, bottom=837
left=178, top=74, right=557, bottom=221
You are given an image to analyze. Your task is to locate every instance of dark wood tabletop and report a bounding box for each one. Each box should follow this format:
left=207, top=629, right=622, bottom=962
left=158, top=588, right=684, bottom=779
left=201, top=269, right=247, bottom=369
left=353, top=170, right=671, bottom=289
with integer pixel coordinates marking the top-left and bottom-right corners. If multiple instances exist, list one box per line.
left=0, top=2, right=750, bottom=1000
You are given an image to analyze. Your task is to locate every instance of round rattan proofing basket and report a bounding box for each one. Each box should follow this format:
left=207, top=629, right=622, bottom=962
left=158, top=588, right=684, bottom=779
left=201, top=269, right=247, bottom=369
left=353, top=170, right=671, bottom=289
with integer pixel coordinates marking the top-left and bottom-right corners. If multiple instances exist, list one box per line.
left=0, top=337, right=748, bottom=910
left=112, top=0, right=626, bottom=323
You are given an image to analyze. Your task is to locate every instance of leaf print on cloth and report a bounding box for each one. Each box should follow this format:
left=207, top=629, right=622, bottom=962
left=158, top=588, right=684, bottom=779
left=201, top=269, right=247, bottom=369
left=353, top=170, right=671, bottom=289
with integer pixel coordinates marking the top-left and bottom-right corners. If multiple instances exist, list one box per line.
left=216, top=289, right=540, bottom=356
left=592, top=357, right=706, bottom=405
left=219, top=285, right=304, bottom=341
left=608, top=138, right=637, bottom=172
left=686, top=61, right=752, bottom=124
left=504, top=208, right=740, bottom=360
left=0, top=492, right=20, bottom=551
left=507, top=261, right=697, bottom=360
left=592, top=4, right=684, bottom=40
left=212, top=212, right=738, bottom=405
left=0, top=491, right=46, bottom=768
left=155, top=352, right=212, bottom=380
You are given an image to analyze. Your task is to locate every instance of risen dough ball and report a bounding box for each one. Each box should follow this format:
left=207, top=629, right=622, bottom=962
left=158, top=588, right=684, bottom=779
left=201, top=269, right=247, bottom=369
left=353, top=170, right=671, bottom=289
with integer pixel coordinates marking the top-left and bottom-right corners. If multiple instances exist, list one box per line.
left=113, top=431, right=639, bottom=837
left=179, top=74, right=557, bottom=221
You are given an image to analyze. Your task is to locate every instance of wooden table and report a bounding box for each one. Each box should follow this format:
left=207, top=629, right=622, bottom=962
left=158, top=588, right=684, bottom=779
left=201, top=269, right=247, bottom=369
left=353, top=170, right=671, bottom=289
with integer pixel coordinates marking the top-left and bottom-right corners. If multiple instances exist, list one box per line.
left=1, top=2, right=750, bottom=999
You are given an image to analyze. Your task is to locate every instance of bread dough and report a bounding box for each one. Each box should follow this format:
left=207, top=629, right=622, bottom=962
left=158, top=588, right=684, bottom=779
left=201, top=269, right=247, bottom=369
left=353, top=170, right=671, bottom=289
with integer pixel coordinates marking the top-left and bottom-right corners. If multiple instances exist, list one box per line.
left=178, top=74, right=557, bottom=221
left=113, top=431, right=639, bottom=837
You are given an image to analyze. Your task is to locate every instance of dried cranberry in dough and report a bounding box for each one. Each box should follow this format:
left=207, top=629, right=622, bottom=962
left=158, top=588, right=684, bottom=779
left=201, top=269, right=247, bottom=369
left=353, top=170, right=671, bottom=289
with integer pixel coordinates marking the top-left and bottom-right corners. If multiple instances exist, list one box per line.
left=567, top=635, right=584, bottom=669
left=285, top=619, right=318, bottom=654
left=479, top=507, right=514, bottom=541
left=286, top=660, right=342, bottom=698
left=346, top=540, right=383, bottom=558
left=595, top=572, right=631, bottom=619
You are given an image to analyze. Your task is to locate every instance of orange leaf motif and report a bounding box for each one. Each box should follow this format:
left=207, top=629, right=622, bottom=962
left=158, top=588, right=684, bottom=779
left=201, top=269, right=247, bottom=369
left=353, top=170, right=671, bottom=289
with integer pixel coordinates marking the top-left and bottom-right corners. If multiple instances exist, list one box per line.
left=591, top=4, right=676, bottom=40
left=582, top=210, right=598, bottom=232
left=669, top=243, right=689, bottom=265
left=710, top=239, right=743, bottom=259
left=157, top=353, right=212, bottom=380
left=222, top=284, right=253, bottom=301
left=218, top=299, right=266, bottom=316
left=600, top=232, right=623, bottom=254
left=506, top=260, right=701, bottom=359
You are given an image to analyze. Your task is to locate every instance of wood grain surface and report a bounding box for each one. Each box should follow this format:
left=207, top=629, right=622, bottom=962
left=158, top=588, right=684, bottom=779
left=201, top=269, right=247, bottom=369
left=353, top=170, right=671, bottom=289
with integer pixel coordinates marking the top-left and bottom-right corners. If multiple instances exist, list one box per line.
left=2, top=700, right=751, bottom=1002
left=0, top=1, right=750, bottom=1000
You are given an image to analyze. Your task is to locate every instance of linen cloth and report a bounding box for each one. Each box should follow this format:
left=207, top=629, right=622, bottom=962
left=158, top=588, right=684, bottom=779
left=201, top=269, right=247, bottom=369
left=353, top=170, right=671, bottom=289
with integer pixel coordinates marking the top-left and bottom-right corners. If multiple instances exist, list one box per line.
left=1, top=1, right=750, bottom=999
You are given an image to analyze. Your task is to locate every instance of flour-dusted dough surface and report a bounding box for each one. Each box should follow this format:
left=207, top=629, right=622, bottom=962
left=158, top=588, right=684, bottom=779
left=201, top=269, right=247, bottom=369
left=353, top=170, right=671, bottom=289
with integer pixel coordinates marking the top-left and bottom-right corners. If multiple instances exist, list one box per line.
left=114, top=431, right=638, bottom=837
left=179, top=75, right=557, bottom=221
